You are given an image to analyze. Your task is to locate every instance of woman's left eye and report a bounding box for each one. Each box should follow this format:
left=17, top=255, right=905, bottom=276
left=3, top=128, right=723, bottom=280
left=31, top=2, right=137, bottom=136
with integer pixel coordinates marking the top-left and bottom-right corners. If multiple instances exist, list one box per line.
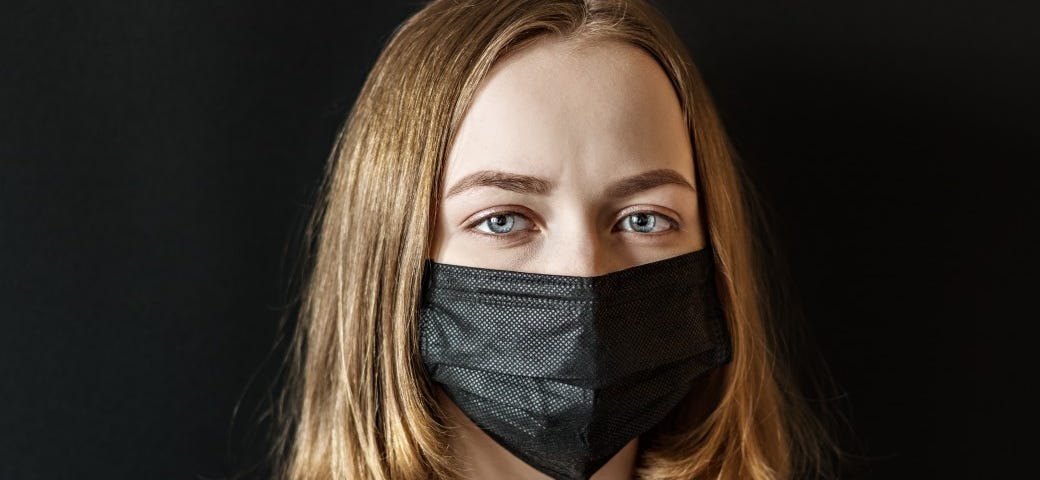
left=615, top=212, right=676, bottom=234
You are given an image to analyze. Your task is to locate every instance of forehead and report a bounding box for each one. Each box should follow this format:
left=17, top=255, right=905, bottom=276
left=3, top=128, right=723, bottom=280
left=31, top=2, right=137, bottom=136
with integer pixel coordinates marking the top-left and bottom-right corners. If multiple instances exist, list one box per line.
left=444, top=36, right=694, bottom=186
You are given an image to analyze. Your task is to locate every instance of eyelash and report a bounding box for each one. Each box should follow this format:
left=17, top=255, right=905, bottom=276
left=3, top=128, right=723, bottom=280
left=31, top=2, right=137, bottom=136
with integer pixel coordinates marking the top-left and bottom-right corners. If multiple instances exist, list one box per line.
left=465, top=208, right=680, bottom=239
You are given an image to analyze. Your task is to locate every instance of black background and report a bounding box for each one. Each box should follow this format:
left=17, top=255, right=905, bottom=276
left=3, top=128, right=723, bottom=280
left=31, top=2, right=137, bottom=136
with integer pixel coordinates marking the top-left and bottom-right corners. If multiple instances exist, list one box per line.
left=1, top=1, right=1034, bottom=478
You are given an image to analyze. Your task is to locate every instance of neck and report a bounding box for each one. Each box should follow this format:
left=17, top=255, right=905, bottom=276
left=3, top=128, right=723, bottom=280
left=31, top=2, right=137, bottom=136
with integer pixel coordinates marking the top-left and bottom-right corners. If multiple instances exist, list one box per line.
left=435, top=387, right=640, bottom=479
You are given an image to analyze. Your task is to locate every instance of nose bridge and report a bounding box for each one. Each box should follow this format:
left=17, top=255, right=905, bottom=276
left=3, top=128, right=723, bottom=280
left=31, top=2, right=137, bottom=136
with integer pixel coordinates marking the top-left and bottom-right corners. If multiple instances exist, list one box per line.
left=550, top=218, right=610, bottom=277
left=541, top=183, right=621, bottom=276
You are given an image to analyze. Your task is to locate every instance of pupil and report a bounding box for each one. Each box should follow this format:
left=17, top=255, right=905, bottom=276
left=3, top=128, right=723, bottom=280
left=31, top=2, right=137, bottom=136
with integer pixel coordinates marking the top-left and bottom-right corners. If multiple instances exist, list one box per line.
left=487, top=214, right=514, bottom=233
left=630, top=213, right=655, bottom=232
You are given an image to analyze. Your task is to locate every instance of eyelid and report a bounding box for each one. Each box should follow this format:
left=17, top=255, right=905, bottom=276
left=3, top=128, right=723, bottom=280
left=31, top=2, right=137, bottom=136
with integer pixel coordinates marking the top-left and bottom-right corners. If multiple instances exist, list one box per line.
left=614, top=206, right=682, bottom=231
left=464, top=207, right=539, bottom=239
left=464, top=206, right=535, bottom=228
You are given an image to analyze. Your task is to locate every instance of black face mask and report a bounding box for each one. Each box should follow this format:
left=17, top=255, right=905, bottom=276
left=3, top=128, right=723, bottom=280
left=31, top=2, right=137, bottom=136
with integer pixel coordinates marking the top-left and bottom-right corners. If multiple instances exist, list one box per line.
left=419, top=247, right=732, bottom=480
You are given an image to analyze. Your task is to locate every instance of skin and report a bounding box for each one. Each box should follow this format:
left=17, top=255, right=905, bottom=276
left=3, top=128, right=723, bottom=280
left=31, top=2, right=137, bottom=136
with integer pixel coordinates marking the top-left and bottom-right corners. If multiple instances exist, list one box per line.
left=429, top=35, right=707, bottom=479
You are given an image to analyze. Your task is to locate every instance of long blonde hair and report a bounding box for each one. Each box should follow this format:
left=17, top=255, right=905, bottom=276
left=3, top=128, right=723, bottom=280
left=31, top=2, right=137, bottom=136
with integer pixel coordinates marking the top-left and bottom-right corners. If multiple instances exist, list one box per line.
left=267, top=0, right=845, bottom=478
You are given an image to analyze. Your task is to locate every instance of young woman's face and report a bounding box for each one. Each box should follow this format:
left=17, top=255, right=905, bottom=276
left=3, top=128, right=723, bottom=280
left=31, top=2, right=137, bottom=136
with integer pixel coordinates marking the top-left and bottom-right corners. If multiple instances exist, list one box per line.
left=432, top=37, right=706, bottom=275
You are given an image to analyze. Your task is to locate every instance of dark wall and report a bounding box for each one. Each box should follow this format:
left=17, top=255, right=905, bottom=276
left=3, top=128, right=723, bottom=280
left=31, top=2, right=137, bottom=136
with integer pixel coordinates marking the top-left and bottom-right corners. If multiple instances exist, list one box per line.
left=1, top=1, right=1033, bottom=478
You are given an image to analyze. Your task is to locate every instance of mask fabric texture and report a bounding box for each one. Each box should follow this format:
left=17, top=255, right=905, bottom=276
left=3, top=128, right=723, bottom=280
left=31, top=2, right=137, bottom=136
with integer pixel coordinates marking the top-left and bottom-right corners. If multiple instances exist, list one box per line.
left=419, top=247, right=732, bottom=480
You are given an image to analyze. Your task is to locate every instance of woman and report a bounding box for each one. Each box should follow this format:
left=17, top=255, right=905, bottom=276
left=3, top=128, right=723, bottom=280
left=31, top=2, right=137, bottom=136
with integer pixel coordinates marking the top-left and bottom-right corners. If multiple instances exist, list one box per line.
left=269, top=0, right=845, bottom=478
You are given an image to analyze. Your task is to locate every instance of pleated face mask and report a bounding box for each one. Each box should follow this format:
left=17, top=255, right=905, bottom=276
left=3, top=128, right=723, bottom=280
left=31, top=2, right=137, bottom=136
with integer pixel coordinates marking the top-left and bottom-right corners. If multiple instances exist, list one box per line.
left=418, top=247, right=732, bottom=480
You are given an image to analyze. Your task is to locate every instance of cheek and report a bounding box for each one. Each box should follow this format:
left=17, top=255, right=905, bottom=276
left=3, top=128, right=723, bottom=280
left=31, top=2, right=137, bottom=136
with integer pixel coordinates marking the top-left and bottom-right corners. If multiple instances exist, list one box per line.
left=428, top=211, right=452, bottom=261
left=430, top=204, right=500, bottom=263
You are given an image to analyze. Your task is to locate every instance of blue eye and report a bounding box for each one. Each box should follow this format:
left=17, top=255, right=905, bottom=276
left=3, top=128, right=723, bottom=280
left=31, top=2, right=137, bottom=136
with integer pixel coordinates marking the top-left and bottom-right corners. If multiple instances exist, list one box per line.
left=474, top=212, right=533, bottom=235
left=616, top=212, right=674, bottom=233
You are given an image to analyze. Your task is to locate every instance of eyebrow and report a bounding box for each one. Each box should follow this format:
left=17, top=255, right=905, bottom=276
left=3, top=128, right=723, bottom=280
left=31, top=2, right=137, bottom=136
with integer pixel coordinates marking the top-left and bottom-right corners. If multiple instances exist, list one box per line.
left=443, top=168, right=696, bottom=199
left=604, top=168, right=697, bottom=198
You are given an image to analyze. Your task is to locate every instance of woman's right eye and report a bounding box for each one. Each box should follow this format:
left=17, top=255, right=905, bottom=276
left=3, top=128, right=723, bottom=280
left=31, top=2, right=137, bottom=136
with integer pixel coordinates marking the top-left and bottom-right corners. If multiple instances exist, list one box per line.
left=472, top=212, right=534, bottom=235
